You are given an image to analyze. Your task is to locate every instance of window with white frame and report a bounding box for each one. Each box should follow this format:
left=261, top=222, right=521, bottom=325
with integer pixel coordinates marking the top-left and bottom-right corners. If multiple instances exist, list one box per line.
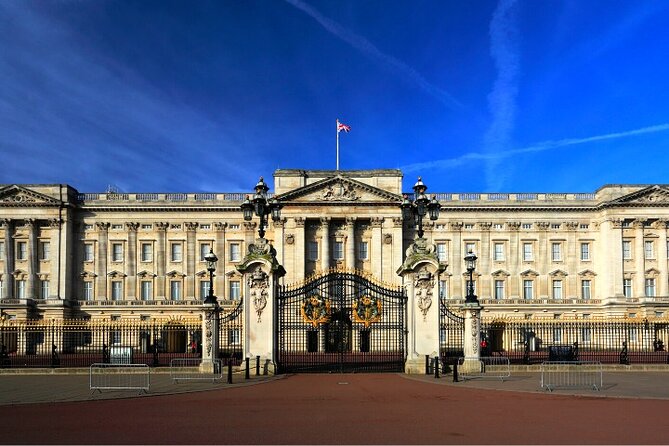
left=111, top=281, right=123, bottom=301
left=83, top=282, right=93, bottom=301
left=645, top=278, right=656, bottom=297
left=581, top=314, right=592, bottom=342
left=623, top=278, right=632, bottom=298
left=140, top=281, right=152, bottom=301
left=580, top=242, right=590, bottom=261
left=16, top=241, right=27, bottom=260
left=333, top=241, right=344, bottom=260
left=200, top=280, right=210, bottom=300
left=40, top=280, right=49, bottom=299
left=436, top=243, right=447, bottom=262
left=551, top=243, right=562, bottom=261
left=229, top=281, right=241, bottom=300
left=622, top=240, right=632, bottom=259
left=170, top=243, right=182, bottom=262
left=552, top=280, right=563, bottom=299
left=522, top=223, right=532, bottom=229
left=228, top=328, right=241, bottom=345
left=438, top=280, right=448, bottom=299
left=358, top=241, right=369, bottom=260
left=628, top=327, right=638, bottom=342
left=581, top=280, right=591, bottom=300
left=84, top=243, right=94, bottom=262
left=465, top=242, right=476, bottom=255
left=494, top=280, right=505, bottom=300
left=553, top=327, right=562, bottom=343
left=140, top=243, right=152, bottom=262
left=644, top=240, right=655, bottom=259
left=522, top=243, right=533, bottom=261
left=199, top=242, right=211, bottom=261
left=493, top=243, right=505, bottom=261
left=170, top=280, right=182, bottom=301
left=0, top=241, right=4, bottom=259
left=307, top=241, right=318, bottom=261
left=16, top=280, right=26, bottom=298
left=110, top=330, right=121, bottom=345
left=111, top=243, right=123, bottom=262
left=39, top=241, right=50, bottom=261
left=230, top=243, right=241, bottom=261
left=523, top=280, right=533, bottom=300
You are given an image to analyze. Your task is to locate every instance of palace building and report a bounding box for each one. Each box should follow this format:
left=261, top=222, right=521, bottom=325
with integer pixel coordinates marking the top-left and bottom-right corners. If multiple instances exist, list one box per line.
left=1, top=168, right=669, bottom=323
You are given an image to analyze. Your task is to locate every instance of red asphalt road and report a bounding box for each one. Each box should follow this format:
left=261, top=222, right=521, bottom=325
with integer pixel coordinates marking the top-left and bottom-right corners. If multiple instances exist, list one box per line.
left=3, top=374, right=669, bottom=445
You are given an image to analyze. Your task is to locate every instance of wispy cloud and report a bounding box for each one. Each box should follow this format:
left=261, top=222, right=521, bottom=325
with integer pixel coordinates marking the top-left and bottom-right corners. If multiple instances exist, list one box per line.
left=402, top=123, right=669, bottom=174
left=284, top=0, right=462, bottom=110
left=482, top=0, right=520, bottom=190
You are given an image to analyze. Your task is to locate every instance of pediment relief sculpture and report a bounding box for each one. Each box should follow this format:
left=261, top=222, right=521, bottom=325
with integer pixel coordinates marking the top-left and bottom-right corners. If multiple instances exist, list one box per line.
left=610, top=185, right=669, bottom=205
left=275, top=175, right=402, bottom=204
left=0, top=185, right=61, bottom=206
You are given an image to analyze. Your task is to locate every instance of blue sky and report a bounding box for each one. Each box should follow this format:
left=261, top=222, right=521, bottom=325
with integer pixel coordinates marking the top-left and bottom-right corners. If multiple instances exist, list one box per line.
left=1, top=1, right=669, bottom=193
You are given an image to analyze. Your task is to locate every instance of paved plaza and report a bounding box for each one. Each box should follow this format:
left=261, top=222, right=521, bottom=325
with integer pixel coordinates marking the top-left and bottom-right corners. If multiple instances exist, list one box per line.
left=2, top=370, right=669, bottom=444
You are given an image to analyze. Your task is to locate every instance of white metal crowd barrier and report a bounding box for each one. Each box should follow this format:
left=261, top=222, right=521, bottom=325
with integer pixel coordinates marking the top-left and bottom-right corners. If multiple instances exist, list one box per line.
left=89, top=363, right=150, bottom=393
left=457, top=356, right=511, bottom=381
left=540, top=361, right=602, bottom=391
left=170, top=358, right=223, bottom=383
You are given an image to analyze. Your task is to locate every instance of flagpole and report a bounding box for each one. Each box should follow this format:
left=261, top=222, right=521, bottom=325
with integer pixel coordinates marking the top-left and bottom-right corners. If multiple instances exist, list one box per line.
left=336, top=119, right=340, bottom=171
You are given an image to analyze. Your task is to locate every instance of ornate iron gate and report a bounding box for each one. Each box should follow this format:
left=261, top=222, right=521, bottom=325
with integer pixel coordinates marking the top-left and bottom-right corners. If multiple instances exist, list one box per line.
left=276, top=270, right=407, bottom=373
left=439, top=300, right=464, bottom=365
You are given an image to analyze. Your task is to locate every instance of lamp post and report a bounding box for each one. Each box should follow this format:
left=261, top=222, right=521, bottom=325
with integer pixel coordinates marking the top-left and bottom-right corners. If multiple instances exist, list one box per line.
left=401, top=177, right=440, bottom=238
left=241, top=177, right=282, bottom=240
left=464, top=250, right=478, bottom=304
left=204, top=249, right=218, bottom=304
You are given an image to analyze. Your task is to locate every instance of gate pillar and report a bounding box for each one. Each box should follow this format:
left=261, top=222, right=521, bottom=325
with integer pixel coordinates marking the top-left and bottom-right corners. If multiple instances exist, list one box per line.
left=201, top=303, right=219, bottom=373
left=397, top=237, right=447, bottom=374
left=236, top=238, right=286, bottom=374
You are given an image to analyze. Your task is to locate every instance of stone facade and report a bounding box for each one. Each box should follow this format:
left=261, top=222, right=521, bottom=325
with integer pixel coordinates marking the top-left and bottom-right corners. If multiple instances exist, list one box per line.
left=1, top=171, right=669, bottom=323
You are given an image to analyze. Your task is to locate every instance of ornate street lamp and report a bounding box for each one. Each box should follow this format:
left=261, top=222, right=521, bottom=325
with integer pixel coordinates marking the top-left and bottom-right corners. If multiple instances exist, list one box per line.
left=204, top=249, right=218, bottom=304
left=241, top=177, right=282, bottom=239
left=464, top=250, right=478, bottom=304
left=400, top=177, right=440, bottom=238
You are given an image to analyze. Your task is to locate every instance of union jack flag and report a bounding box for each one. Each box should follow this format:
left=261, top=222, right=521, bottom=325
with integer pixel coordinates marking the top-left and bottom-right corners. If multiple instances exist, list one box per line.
left=337, top=121, right=351, bottom=133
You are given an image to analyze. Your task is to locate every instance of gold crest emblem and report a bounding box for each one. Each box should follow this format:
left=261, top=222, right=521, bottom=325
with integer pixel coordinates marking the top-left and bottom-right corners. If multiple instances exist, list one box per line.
left=353, top=295, right=382, bottom=328
left=301, top=295, right=331, bottom=327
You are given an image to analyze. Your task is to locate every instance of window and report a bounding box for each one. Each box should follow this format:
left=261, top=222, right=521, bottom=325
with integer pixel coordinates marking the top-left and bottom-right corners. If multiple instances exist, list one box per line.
left=645, top=278, right=656, bottom=297
left=494, top=280, right=505, bottom=300
left=200, top=280, right=210, bottom=299
left=84, top=243, right=94, bottom=262
left=112, top=243, right=123, bottom=262
left=465, top=242, right=476, bottom=255
left=170, top=243, right=182, bottom=262
left=140, top=281, right=152, bottom=301
left=493, top=243, right=504, bottom=261
left=333, top=241, right=344, bottom=260
left=580, top=224, right=589, bottom=229
left=111, top=281, right=123, bottom=301
left=141, top=224, right=152, bottom=230
left=200, top=224, right=211, bottom=230
left=230, top=243, right=241, bottom=261
left=553, top=327, right=562, bottom=343
left=16, top=280, right=26, bottom=298
left=655, top=311, right=664, bottom=318
left=436, top=243, right=447, bottom=262
left=581, top=317, right=592, bottom=342
left=493, top=223, right=503, bottom=230
left=170, top=281, right=182, bottom=301
left=551, top=223, right=561, bottom=229
left=580, top=243, right=590, bottom=261
left=111, top=224, right=122, bottom=230
left=523, top=280, right=533, bottom=300
left=39, top=241, right=50, bottom=261
left=551, top=243, right=562, bottom=261
left=552, top=280, right=563, bottom=299
left=438, top=280, right=448, bottom=299
left=358, top=241, right=369, bottom=260
left=229, top=281, right=241, bottom=300
left=307, top=242, right=319, bottom=261
left=110, top=330, right=121, bottom=345
left=622, top=240, right=632, bottom=259
left=200, top=243, right=211, bottom=261
left=228, top=328, right=241, bottom=345
left=83, top=282, right=93, bottom=301
left=40, top=280, right=49, bottom=299
left=644, top=240, right=654, bottom=259
left=0, top=241, right=4, bottom=259
left=16, top=241, right=27, bottom=260
left=522, top=223, right=532, bottom=229
left=522, top=243, right=533, bottom=261
left=141, top=243, right=152, bottom=262
left=629, top=327, right=638, bottom=342
left=581, top=280, right=591, bottom=300
left=623, top=279, right=632, bottom=298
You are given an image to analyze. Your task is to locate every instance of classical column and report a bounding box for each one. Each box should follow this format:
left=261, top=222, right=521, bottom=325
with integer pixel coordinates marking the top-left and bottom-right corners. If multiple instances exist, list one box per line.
left=345, top=217, right=356, bottom=270
left=293, top=218, right=305, bottom=282
left=273, top=218, right=286, bottom=273
left=449, top=222, right=463, bottom=298
left=536, top=222, right=550, bottom=297
left=565, top=222, right=579, bottom=298
left=655, top=220, right=668, bottom=297
left=392, top=217, right=404, bottom=282
left=185, top=222, right=198, bottom=299
left=320, top=217, right=330, bottom=272
left=59, top=209, right=74, bottom=300
left=155, top=222, right=168, bottom=300
left=478, top=222, right=491, bottom=298
left=25, top=219, right=37, bottom=300
left=95, top=222, right=109, bottom=301
left=599, top=219, right=623, bottom=299
left=507, top=222, right=521, bottom=297
left=48, top=219, right=61, bottom=299
left=2, top=219, right=14, bottom=299
left=126, top=222, right=138, bottom=300
left=370, top=217, right=383, bottom=278
left=214, top=222, right=227, bottom=297
left=633, top=219, right=646, bottom=297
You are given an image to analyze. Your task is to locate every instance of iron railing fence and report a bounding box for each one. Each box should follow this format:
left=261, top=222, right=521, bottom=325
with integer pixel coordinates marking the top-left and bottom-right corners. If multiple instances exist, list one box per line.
left=218, top=300, right=244, bottom=366
left=440, top=315, right=669, bottom=365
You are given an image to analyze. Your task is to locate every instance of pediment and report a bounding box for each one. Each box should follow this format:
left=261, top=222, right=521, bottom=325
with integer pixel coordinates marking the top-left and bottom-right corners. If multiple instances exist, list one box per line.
left=80, top=270, right=97, bottom=278
left=0, top=185, right=61, bottom=206
left=196, top=269, right=217, bottom=278
left=491, top=269, right=510, bottom=277
left=137, top=270, right=156, bottom=278
left=107, top=270, right=126, bottom=278
left=166, top=270, right=186, bottom=278
left=549, top=269, right=568, bottom=277
left=608, top=185, right=669, bottom=206
left=520, top=269, right=540, bottom=277
left=578, top=269, right=597, bottom=277
left=274, top=175, right=402, bottom=204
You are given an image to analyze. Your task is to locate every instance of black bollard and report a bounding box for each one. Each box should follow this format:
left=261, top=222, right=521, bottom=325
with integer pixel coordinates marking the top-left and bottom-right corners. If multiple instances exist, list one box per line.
left=227, top=359, right=233, bottom=384
left=256, top=355, right=260, bottom=376
left=452, top=361, right=459, bottom=382
left=425, top=355, right=430, bottom=375
left=245, top=357, right=250, bottom=379
left=434, top=357, right=440, bottom=379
